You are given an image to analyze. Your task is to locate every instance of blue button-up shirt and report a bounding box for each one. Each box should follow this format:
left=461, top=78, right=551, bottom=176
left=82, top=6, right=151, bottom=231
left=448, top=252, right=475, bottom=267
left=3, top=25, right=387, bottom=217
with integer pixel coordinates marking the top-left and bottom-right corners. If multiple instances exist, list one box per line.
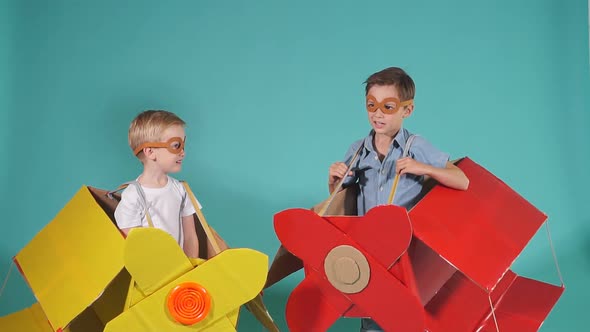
left=342, top=128, right=449, bottom=215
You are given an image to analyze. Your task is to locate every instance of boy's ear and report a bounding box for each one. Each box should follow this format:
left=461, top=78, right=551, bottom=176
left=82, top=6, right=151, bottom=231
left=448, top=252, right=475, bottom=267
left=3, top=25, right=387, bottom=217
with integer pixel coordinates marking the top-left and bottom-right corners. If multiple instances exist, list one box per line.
left=143, top=147, right=157, bottom=160
left=403, top=104, right=414, bottom=118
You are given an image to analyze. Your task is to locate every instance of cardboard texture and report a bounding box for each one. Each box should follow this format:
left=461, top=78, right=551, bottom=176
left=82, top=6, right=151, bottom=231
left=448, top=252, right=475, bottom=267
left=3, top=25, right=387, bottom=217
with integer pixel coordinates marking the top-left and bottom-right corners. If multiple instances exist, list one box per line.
left=264, top=185, right=358, bottom=290
left=0, top=302, right=54, bottom=332
left=0, top=185, right=278, bottom=332
left=267, top=157, right=564, bottom=331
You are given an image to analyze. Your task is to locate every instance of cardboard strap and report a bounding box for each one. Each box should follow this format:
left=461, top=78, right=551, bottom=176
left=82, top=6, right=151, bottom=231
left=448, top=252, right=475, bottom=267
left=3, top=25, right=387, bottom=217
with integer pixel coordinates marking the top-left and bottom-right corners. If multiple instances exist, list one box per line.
left=181, top=183, right=279, bottom=331
left=483, top=221, right=565, bottom=332
left=487, top=295, right=500, bottom=332
left=182, top=182, right=221, bottom=255
left=109, top=181, right=218, bottom=253
left=318, top=143, right=364, bottom=216
left=544, top=222, right=565, bottom=287
left=131, top=182, right=155, bottom=228
left=107, top=182, right=154, bottom=228
left=0, top=260, right=14, bottom=299
left=319, top=133, right=417, bottom=214
left=106, top=183, right=128, bottom=201
left=387, top=134, right=417, bottom=205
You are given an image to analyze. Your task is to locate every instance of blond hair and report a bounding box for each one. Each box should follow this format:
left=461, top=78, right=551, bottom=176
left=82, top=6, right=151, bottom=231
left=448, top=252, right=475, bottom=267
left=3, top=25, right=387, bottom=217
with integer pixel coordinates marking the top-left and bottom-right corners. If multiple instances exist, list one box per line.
left=128, top=110, right=186, bottom=158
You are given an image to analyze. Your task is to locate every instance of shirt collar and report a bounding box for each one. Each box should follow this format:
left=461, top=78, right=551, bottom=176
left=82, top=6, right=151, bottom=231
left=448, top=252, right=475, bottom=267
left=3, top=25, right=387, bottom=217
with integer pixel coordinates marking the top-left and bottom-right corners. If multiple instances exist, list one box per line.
left=393, top=127, right=409, bottom=150
left=363, top=128, right=409, bottom=155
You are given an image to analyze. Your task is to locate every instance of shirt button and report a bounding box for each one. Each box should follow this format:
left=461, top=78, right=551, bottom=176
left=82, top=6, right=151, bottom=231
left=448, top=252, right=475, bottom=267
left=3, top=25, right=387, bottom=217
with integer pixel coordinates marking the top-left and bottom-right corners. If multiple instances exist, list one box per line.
left=374, top=156, right=378, bottom=160
left=381, top=169, right=386, bottom=174
left=379, top=186, right=383, bottom=191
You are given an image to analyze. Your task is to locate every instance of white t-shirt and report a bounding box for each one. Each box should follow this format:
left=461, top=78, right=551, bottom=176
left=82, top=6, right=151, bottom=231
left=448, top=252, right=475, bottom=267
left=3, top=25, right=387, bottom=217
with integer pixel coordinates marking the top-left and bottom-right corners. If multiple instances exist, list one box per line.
left=114, top=176, right=200, bottom=246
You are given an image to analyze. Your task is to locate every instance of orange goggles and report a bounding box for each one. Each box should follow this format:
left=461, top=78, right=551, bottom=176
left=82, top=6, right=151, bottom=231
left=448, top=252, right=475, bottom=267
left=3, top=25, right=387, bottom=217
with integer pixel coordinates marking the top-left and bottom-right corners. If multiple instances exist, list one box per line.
left=366, top=95, right=413, bottom=115
left=133, top=137, right=185, bottom=156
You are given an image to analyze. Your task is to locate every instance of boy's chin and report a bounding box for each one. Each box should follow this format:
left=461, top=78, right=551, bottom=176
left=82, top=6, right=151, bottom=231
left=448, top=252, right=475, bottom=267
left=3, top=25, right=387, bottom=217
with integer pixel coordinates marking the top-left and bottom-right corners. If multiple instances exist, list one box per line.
left=373, top=127, right=398, bottom=137
left=372, top=126, right=390, bottom=134
left=168, top=166, right=182, bottom=173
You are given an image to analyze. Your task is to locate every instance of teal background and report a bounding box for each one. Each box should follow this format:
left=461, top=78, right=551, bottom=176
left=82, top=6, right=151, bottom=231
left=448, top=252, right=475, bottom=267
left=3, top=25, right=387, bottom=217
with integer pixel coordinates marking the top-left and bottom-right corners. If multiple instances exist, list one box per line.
left=1, top=0, right=588, bottom=331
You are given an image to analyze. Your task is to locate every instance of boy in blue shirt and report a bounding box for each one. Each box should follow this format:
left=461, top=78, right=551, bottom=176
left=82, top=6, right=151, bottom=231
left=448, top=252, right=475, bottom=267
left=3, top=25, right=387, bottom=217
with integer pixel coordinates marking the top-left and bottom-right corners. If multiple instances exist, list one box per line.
left=327, top=67, right=469, bottom=331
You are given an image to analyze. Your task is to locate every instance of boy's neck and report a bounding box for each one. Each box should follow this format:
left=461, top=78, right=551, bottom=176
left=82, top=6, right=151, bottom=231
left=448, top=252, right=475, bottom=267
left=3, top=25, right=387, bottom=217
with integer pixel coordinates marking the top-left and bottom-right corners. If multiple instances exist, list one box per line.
left=373, top=130, right=399, bottom=159
left=138, top=165, right=169, bottom=188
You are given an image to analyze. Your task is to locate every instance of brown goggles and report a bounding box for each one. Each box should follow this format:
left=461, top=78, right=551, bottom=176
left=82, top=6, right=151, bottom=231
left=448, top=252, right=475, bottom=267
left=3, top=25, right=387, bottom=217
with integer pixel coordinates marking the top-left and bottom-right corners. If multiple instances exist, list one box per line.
left=366, top=95, right=413, bottom=115
left=133, top=137, right=185, bottom=156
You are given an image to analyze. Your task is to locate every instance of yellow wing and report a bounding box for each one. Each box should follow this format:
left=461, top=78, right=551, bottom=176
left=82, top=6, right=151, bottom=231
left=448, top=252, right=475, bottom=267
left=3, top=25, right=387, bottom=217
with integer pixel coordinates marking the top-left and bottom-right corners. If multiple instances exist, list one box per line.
left=14, top=186, right=126, bottom=330
left=105, top=227, right=267, bottom=331
left=0, top=303, right=54, bottom=332
left=123, top=227, right=193, bottom=296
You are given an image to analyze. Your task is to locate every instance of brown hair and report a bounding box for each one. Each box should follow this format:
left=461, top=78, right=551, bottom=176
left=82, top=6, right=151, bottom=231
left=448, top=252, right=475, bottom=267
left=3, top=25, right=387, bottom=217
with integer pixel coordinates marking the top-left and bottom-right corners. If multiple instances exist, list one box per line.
left=128, top=110, right=185, bottom=158
left=364, top=67, right=415, bottom=101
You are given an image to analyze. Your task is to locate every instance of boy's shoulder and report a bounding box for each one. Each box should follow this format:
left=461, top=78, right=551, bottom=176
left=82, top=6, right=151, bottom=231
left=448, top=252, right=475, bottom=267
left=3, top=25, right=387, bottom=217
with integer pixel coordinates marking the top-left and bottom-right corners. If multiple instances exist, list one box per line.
left=349, top=137, right=365, bottom=150
left=397, top=128, right=433, bottom=148
left=118, top=176, right=183, bottom=195
left=167, top=176, right=189, bottom=196
left=119, top=180, right=139, bottom=193
left=167, top=175, right=182, bottom=185
left=347, top=130, right=373, bottom=152
left=117, top=181, right=141, bottom=205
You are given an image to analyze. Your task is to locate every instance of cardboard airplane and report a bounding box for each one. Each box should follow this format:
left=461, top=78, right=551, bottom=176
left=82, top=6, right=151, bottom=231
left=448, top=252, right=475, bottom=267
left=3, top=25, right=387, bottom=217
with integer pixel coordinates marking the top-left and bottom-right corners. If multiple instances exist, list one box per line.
left=0, top=184, right=279, bottom=332
left=266, top=157, right=565, bottom=331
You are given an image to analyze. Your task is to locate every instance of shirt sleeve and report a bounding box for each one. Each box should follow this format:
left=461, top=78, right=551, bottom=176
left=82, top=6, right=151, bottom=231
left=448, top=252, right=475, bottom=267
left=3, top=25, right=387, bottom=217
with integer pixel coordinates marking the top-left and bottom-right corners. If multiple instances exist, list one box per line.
left=114, top=186, right=144, bottom=229
left=409, top=136, right=450, bottom=169
left=180, top=185, right=199, bottom=217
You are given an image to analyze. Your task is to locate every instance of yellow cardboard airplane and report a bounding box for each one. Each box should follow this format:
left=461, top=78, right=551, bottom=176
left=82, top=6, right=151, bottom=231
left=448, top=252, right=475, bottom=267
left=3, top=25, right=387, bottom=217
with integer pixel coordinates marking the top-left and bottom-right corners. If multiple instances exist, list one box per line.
left=0, top=185, right=278, bottom=332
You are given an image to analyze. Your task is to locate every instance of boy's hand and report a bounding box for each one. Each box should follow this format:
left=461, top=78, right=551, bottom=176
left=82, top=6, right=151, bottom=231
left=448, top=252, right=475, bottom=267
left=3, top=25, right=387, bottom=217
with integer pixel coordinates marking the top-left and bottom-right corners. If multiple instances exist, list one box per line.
left=396, top=157, right=431, bottom=176
left=328, top=162, right=352, bottom=185
left=328, top=162, right=354, bottom=194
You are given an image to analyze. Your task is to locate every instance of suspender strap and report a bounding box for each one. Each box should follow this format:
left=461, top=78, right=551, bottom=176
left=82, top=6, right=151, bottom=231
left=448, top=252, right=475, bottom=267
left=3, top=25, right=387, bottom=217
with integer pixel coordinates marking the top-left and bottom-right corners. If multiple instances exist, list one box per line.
left=129, top=181, right=155, bottom=228
left=109, top=181, right=154, bottom=228
left=182, top=182, right=222, bottom=255
left=387, top=134, right=417, bottom=205
left=317, top=142, right=364, bottom=216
